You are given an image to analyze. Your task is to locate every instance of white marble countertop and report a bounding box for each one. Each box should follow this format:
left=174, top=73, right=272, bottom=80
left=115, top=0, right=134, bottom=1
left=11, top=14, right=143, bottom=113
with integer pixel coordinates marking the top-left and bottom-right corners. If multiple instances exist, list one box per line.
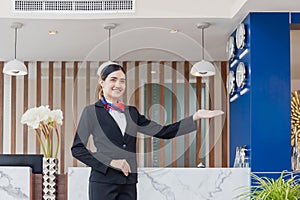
left=68, top=167, right=250, bottom=200
left=0, top=167, right=31, bottom=200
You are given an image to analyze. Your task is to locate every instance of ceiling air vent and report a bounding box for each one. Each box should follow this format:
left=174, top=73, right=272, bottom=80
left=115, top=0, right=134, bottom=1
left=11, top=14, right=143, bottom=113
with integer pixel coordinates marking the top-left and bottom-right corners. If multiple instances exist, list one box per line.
left=14, top=0, right=135, bottom=13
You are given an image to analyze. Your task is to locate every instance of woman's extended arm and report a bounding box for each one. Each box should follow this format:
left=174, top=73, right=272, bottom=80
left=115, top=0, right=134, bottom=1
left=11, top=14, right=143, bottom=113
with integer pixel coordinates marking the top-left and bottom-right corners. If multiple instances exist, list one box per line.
left=132, top=106, right=224, bottom=139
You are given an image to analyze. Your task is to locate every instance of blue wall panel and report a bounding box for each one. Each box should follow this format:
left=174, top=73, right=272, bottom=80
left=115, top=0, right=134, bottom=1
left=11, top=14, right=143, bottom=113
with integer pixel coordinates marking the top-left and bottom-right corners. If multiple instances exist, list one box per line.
left=230, top=13, right=291, bottom=172
left=229, top=14, right=251, bottom=166
left=250, top=13, right=291, bottom=172
left=291, top=13, right=300, bottom=24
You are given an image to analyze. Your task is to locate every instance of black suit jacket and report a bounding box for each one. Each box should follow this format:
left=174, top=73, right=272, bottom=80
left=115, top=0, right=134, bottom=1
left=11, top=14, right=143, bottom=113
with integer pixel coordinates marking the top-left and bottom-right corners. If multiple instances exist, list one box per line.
left=71, top=100, right=197, bottom=184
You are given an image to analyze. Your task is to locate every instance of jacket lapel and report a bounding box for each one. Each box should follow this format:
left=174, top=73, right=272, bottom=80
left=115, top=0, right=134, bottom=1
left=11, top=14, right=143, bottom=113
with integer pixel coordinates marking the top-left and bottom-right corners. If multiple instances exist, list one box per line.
left=95, top=101, right=124, bottom=143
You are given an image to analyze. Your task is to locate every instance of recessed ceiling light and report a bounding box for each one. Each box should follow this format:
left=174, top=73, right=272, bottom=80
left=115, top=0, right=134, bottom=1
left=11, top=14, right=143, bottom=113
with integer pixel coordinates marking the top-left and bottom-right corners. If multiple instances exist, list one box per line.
left=151, top=70, right=157, bottom=74
left=169, top=29, right=178, bottom=34
left=48, top=30, right=58, bottom=35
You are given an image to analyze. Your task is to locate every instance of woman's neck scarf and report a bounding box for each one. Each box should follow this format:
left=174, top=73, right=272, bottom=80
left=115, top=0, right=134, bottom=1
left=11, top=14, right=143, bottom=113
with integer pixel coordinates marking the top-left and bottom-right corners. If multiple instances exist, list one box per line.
left=101, top=95, right=124, bottom=113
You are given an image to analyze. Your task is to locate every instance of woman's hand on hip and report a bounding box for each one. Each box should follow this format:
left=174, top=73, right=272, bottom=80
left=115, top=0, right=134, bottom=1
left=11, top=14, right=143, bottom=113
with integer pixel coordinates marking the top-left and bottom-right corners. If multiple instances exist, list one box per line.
left=110, top=159, right=131, bottom=176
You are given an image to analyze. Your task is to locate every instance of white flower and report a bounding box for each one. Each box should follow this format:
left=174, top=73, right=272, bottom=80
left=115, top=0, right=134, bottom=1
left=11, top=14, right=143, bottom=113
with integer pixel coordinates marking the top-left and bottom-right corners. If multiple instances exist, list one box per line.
left=21, top=105, right=63, bottom=158
left=21, top=106, right=42, bottom=129
left=49, top=109, right=63, bottom=125
left=36, top=105, right=51, bottom=122
left=21, top=105, right=63, bottom=128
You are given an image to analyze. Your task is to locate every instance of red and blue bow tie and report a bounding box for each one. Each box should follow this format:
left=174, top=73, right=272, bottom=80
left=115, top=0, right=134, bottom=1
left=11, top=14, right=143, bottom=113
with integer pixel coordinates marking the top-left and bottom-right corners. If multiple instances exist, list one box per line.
left=101, top=96, right=124, bottom=113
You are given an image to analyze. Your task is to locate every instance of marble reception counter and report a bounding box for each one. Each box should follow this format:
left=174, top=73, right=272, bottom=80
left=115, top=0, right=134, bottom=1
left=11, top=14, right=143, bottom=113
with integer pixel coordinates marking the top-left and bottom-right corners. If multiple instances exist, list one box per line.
left=68, top=167, right=250, bottom=200
left=0, top=167, right=31, bottom=200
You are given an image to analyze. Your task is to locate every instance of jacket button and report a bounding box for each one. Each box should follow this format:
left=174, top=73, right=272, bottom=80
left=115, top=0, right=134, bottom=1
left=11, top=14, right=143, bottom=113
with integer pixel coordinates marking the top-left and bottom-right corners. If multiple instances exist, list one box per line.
left=122, top=144, right=127, bottom=149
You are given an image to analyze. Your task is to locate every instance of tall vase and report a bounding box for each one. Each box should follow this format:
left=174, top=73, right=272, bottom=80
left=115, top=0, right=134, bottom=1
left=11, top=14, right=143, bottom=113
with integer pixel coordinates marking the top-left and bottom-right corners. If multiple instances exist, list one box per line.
left=43, top=157, right=58, bottom=200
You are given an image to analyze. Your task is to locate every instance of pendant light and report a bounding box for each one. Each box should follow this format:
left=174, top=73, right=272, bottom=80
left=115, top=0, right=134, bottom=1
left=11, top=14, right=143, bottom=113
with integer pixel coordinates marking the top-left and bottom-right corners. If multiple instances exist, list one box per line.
left=97, top=23, right=118, bottom=76
left=190, top=23, right=215, bottom=77
left=3, top=22, right=28, bottom=76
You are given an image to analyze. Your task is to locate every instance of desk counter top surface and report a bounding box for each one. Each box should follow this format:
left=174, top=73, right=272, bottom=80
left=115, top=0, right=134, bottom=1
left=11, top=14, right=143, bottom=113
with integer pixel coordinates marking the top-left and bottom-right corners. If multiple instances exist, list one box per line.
left=68, top=167, right=250, bottom=200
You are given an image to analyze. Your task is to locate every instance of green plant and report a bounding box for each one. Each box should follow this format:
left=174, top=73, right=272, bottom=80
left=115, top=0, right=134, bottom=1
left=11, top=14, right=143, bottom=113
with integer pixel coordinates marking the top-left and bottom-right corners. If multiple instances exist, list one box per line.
left=236, top=170, right=300, bottom=200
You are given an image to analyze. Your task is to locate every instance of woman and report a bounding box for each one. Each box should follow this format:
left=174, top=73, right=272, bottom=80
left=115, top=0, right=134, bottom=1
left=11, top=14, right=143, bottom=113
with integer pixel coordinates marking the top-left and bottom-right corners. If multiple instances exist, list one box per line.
left=71, top=61, right=223, bottom=200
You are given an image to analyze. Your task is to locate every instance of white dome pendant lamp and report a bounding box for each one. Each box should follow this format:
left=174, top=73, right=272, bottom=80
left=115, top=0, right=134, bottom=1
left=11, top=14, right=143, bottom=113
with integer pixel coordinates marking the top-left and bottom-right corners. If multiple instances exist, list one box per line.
left=97, top=23, right=118, bottom=76
left=190, top=23, right=215, bottom=77
left=3, top=22, right=27, bottom=76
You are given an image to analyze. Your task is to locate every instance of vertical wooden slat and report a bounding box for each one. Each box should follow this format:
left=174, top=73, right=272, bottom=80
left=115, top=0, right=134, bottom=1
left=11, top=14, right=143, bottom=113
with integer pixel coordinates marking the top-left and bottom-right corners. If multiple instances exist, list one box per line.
left=61, top=62, right=66, bottom=173
left=221, top=61, right=229, bottom=167
left=23, top=62, right=29, bottom=154
left=196, top=77, right=202, bottom=165
left=0, top=62, right=4, bottom=154
left=85, top=62, right=91, bottom=151
left=160, top=61, right=165, bottom=167
left=171, top=61, right=177, bottom=167
left=48, top=62, right=54, bottom=108
left=134, top=61, right=143, bottom=166
left=146, top=61, right=152, bottom=167
left=86, top=61, right=90, bottom=105
left=11, top=76, right=16, bottom=154
left=73, top=62, right=78, bottom=167
left=48, top=62, right=54, bottom=155
left=134, top=62, right=140, bottom=109
left=184, top=61, right=190, bottom=167
left=209, top=76, right=215, bottom=167
left=122, top=62, right=127, bottom=103
left=36, top=61, right=41, bottom=154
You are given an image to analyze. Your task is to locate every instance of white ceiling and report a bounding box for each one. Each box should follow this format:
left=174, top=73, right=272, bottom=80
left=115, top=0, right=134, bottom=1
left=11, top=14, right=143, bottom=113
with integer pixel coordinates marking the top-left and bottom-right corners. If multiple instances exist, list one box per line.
left=0, top=0, right=299, bottom=66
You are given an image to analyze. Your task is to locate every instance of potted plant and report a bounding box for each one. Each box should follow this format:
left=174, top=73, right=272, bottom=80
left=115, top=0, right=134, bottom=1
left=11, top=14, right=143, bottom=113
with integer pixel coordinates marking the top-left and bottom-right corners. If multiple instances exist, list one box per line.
left=236, top=170, right=300, bottom=200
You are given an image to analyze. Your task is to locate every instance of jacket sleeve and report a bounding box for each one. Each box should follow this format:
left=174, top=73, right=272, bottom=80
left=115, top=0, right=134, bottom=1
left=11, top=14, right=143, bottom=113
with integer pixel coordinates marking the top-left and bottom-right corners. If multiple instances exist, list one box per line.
left=133, top=107, right=197, bottom=139
left=71, top=106, right=112, bottom=174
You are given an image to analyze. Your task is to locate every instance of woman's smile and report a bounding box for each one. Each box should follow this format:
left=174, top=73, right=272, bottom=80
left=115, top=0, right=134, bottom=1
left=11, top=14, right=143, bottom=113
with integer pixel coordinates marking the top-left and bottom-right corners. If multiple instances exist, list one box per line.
left=100, top=70, right=126, bottom=102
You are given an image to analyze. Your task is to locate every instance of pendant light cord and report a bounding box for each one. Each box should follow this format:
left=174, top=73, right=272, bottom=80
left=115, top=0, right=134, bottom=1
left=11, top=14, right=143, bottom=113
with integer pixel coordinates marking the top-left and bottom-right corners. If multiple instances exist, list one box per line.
left=14, top=27, right=17, bottom=59
left=108, top=28, right=111, bottom=61
left=201, top=27, right=204, bottom=60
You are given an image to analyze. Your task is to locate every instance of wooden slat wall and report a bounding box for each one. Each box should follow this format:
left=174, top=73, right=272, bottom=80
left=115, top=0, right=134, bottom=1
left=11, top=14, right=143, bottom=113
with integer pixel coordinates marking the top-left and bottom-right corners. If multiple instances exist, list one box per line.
left=160, top=61, right=166, bottom=167
left=86, top=61, right=90, bottom=106
left=184, top=61, right=190, bottom=167
left=11, top=76, right=16, bottom=154
left=209, top=76, right=215, bottom=167
left=0, top=60, right=228, bottom=172
left=134, top=61, right=142, bottom=166
left=49, top=62, right=54, bottom=155
left=196, top=77, right=202, bottom=165
left=60, top=62, right=66, bottom=172
left=23, top=62, right=28, bottom=154
left=36, top=62, right=41, bottom=154
left=221, top=61, right=229, bottom=167
left=146, top=61, right=152, bottom=167
left=171, top=62, right=177, bottom=167
left=73, top=62, right=78, bottom=167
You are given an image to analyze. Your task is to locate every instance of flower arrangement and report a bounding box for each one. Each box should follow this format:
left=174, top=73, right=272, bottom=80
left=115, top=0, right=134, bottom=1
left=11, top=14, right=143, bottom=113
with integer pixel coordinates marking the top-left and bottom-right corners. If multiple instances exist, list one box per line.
left=21, top=105, right=63, bottom=158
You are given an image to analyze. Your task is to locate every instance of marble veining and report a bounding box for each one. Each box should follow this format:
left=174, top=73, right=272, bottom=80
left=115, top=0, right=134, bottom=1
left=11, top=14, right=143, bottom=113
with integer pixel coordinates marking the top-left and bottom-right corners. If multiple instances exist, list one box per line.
left=68, top=167, right=250, bottom=200
left=208, top=169, right=232, bottom=198
left=140, top=169, right=175, bottom=199
left=0, top=167, right=31, bottom=200
left=137, top=168, right=250, bottom=200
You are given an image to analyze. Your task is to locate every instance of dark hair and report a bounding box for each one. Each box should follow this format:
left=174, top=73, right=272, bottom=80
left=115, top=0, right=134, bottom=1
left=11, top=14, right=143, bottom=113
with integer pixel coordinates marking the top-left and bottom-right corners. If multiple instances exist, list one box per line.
left=100, top=64, right=125, bottom=81
left=97, top=64, right=126, bottom=99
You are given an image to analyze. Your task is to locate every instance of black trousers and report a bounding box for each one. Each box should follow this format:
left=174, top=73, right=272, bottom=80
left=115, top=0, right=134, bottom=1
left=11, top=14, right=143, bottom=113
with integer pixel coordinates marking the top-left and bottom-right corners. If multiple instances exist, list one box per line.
left=89, top=181, right=137, bottom=200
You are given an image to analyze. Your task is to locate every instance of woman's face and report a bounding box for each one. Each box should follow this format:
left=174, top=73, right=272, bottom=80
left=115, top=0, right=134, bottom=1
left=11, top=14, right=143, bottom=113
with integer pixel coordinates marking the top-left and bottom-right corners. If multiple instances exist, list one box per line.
left=100, top=70, right=126, bottom=101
